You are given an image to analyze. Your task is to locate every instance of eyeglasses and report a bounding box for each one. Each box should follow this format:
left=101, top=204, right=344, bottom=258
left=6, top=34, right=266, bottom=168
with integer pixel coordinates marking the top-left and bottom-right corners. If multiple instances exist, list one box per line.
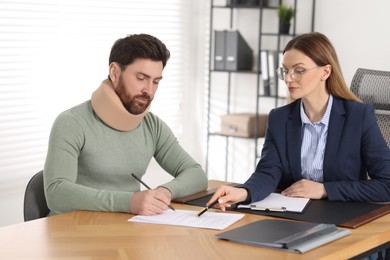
left=276, top=66, right=320, bottom=82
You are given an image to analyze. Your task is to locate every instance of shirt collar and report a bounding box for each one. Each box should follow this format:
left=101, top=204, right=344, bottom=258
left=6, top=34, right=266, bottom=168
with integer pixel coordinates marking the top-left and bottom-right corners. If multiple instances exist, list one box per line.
left=300, top=94, right=333, bottom=126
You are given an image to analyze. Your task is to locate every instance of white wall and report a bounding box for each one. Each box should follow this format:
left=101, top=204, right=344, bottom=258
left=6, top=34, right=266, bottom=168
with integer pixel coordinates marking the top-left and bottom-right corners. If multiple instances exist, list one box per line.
left=315, top=0, right=390, bottom=85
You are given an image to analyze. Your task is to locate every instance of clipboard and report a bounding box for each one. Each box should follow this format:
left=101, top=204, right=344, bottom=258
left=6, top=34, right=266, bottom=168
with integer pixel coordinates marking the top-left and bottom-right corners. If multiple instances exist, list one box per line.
left=237, top=193, right=310, bottom=213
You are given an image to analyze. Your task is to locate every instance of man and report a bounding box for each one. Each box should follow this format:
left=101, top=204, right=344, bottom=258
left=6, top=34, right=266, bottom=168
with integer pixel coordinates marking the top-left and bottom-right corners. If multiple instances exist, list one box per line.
left=44, top=34, right=208, bottom=216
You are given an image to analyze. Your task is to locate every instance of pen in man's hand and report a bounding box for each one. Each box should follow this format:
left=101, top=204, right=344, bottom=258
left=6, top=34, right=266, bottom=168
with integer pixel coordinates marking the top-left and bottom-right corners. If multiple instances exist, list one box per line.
left=131, top=173, right=175, bottom=211
left=196, top=199, right=219, bottom=217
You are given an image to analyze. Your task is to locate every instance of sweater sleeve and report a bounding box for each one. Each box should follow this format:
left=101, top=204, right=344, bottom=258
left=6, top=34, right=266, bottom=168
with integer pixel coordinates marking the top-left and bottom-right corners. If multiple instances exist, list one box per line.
left=44, top=111, right=132, bottom=215
left=147, top=114, right=208, bottom=198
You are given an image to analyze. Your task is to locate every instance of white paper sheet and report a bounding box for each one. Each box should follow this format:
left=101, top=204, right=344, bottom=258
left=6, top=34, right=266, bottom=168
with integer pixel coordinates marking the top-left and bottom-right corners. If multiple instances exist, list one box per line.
left=128, top=209, right=244, bottom=230
left=238, top=193, right=310, bottom=213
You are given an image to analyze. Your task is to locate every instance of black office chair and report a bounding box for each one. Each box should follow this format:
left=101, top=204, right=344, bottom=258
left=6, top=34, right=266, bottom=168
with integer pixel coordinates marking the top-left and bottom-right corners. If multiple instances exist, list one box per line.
left=23, top=170, right=50, bottom=221
left=350, top=68, right=390, bottom=148
left=351, top=68, right=390, bottom=260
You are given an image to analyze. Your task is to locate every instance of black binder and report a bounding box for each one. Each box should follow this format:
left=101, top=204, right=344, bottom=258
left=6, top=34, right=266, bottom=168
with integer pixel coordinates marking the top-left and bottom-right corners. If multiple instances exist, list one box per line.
left=216, top=219, right=351, bottom=253
left=214, top=30, right=253, bottom=71
left=214, top=30, right=226, bottom=71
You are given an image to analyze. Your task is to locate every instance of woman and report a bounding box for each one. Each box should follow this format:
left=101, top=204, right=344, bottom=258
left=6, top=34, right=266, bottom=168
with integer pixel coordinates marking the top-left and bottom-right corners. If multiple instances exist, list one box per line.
left=208, top=32, right=390, bottom=210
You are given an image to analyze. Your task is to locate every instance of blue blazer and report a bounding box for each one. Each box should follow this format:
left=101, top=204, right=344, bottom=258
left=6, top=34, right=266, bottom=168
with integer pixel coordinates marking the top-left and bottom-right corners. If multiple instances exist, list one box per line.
left=243, top=97, right=390, bottom=202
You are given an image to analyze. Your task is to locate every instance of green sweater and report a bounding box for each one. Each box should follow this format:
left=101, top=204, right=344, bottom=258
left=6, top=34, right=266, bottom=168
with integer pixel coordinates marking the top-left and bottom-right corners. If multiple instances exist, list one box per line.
left=44, top=101, right=207, bottom=215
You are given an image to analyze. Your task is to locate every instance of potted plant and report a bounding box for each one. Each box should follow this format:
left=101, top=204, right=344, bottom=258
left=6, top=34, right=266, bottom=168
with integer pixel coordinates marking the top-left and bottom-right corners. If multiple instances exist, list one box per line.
left=277, top=4, right=294, bottom=34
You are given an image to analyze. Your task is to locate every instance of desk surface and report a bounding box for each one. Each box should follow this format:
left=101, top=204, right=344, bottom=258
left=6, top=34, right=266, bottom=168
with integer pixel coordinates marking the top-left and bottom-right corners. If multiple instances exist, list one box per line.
left=1, top=180, right=389, bottom=260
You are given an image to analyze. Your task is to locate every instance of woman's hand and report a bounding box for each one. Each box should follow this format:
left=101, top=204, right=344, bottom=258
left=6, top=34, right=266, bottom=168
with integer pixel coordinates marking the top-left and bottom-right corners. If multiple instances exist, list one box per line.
left=207, top=185, right=249, bottom=211
left=282, top=179, right=327, bottom=199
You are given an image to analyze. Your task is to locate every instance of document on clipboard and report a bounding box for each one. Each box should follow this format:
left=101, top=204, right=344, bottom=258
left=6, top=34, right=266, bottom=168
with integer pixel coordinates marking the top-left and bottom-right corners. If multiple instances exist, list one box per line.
left=237, top=193, right=310, bottom=213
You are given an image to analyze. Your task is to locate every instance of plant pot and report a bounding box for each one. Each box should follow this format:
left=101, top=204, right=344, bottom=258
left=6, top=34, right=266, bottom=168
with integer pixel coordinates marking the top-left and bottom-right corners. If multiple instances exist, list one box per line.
left=279, top=21, right=290, bottom=34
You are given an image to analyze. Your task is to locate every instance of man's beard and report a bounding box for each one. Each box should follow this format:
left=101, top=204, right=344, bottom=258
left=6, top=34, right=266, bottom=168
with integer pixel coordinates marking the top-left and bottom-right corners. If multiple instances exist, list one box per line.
left=114, top=76, right=152, bottom=115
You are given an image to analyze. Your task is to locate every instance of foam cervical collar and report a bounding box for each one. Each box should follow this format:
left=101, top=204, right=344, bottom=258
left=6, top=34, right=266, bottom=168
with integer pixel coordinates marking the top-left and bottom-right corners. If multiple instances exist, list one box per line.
left=91, top=79, right=149, bottom=131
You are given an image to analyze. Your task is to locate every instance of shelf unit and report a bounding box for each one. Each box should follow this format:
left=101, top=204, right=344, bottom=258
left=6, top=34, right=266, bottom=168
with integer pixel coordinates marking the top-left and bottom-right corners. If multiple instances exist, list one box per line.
left=205, top=0, right=316, bottom=180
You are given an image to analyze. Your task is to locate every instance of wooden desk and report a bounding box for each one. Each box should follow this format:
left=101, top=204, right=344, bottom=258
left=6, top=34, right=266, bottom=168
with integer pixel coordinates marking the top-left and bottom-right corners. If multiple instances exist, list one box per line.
left=0, top=181, right=389, bottom=260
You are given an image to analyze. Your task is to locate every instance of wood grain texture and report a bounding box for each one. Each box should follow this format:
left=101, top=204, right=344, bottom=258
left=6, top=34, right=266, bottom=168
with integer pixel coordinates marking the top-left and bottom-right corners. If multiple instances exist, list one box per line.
left=1, top=181, right=389, bottom=260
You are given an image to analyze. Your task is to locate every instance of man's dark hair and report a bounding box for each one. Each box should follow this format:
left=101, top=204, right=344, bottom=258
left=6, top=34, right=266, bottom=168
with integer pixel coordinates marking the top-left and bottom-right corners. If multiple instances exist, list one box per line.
left=109, top=34, right=170, bottom=72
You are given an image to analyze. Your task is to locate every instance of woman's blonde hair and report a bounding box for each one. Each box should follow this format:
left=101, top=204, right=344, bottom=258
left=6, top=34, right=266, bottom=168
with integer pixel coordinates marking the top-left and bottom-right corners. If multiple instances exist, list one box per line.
left=283, top=32, right=361, bottom=102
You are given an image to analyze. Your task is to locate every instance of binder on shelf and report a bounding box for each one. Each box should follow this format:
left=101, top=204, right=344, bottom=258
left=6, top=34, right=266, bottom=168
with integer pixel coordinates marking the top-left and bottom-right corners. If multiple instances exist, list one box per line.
left=214, top=30, right=253, bottom=71
left=226, top=0, right=268, bottom=7
left=225, top=30, right=253, bottom=71
left=260, top=50, right=270, bottom=95
left=214, top=30, right=226, bottom=71
left=277, top=52, right=288, bottom=98
left=261, top=50, right=278, bottom=96
left=268, top=50, right=278, bottom=96
left=216, top=219, right=351, bottom=254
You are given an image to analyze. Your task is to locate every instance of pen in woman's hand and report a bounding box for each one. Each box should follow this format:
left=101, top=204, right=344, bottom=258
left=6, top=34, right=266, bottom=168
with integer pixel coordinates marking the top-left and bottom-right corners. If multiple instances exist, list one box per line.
left=131, top=173, right=175, bottom=211
left=196, top=199, right=219, bottom=217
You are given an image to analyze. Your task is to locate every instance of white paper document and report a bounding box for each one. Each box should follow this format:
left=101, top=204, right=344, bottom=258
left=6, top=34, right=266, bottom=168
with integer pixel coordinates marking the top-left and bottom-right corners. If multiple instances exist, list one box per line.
left=128, top=209, right=244, bottom=230
left=238, top=193, right=310, bottom=213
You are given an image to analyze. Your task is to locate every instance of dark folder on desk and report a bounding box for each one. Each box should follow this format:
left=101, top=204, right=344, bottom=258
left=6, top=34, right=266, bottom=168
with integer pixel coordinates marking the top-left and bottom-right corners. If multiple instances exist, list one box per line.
left=173, top=182, right=240, bottom=204
left=184, top=193, right=390, bottom=229
left=216, top=219, right=351, bottom=254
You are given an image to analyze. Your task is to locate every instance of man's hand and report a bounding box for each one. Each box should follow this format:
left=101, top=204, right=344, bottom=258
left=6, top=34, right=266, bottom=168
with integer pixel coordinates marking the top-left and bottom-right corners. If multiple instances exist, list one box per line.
left=130, top=187, right=172, bottom=215
left=281, top=179, right=327, bottom=199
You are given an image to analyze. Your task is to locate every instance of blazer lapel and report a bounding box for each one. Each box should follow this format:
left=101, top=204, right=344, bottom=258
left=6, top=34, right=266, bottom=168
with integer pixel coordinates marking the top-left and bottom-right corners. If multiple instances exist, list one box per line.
left=287, top=101, right=303, bottom=178
left=323, top=98, right=346, bottom=180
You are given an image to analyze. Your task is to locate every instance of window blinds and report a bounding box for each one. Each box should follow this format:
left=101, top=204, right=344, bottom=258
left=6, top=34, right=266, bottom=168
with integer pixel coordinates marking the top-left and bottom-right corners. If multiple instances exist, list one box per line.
left=0, top=0, right=194, bottom=192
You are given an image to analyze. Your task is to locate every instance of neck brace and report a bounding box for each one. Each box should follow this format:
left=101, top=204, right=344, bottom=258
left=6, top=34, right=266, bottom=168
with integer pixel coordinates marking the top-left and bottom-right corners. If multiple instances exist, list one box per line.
left=91, top=79, right=149, bottom=131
